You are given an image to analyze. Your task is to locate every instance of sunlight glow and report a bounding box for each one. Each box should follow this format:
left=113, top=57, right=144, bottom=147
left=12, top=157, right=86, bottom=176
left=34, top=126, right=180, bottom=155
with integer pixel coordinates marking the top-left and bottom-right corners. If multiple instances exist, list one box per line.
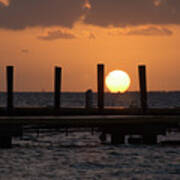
left=105, top=70, right=131, bottom=93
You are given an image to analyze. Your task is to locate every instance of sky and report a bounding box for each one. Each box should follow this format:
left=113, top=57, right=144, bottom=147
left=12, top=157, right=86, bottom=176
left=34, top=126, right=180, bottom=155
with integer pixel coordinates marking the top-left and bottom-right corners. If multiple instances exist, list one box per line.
left=0, top=0, right=180, bottom=92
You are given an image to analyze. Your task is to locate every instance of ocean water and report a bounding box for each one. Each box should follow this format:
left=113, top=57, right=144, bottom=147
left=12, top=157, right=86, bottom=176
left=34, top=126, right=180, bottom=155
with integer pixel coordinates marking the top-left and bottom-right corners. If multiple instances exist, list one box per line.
left=0, top=92, right=180, bottom=180
left=0, top=91, right=180, bottom=108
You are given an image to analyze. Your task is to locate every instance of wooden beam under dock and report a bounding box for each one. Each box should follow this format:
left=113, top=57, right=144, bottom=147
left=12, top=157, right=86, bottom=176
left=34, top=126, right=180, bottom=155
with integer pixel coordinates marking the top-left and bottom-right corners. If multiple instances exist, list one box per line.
left=0, top=115, right=179, bottom=127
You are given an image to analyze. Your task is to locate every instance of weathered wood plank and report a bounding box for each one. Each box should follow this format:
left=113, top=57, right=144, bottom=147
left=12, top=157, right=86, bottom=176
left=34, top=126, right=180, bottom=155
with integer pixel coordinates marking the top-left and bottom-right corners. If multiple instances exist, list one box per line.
left=0, top=115, right=179, bottom=126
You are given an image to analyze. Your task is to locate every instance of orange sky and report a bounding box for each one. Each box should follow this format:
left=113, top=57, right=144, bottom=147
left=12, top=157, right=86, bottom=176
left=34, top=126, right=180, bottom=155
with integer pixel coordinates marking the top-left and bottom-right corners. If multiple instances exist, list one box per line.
left=0, top=0, right=180, bottom=92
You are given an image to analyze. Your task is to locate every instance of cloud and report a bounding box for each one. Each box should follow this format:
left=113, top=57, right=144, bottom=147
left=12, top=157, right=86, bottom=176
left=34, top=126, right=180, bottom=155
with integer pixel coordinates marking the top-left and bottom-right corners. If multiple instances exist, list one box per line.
left=0, top=0, right=85, bottom=30
left=109, top=26, right=173, bottom=36
left=83, top=0, right=91, bottom=9
left=38, top=30, right=76, bottom=41
left=1, top=0, right=180, bottom=30
left=126, top=26, right=173, bottom=36
left=21, top=49, right=29, bottom=53
left=85, top=0, right=180, bottom=27
left=153, top=0, right=162, bottom=7
left=88, top=32, right=96, bottom=39
left=0, top=0, right=9, bottom=6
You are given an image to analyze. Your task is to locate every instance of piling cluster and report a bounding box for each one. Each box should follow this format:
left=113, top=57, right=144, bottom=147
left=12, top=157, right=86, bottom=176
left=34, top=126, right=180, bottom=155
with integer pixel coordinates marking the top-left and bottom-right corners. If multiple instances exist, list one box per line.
left=5, top=64, right=148, bottom=112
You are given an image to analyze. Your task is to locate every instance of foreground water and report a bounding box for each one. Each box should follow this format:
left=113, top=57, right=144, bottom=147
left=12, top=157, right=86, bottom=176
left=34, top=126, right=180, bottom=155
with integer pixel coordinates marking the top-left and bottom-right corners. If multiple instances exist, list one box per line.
left=0, top=132, right=180, bottom=180
left=0, top=92, right=180, bottom=179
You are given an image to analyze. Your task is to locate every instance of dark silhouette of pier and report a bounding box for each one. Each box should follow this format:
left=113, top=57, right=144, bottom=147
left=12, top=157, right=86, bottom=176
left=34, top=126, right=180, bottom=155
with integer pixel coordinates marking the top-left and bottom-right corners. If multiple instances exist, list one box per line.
left=0, top=64, right=180, bottom=148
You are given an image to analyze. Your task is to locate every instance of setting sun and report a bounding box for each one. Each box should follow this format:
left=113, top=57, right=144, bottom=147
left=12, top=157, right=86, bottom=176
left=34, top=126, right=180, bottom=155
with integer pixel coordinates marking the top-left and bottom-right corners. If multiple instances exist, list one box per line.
left=105, top=70, right=131, bottom=93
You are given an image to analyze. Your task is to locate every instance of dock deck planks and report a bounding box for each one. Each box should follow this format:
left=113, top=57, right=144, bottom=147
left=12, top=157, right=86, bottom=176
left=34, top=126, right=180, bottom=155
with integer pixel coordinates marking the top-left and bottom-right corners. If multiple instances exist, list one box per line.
left=0, top=115, right=179, bottom=127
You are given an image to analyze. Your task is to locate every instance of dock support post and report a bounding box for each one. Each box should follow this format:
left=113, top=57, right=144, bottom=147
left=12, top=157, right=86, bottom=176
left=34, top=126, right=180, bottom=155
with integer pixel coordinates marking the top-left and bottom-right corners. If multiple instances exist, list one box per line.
left=85, top=89, right=93, bottom=109
left=54, top=67, right=62, bottom=109
left=99, top=132, right=107, bottom=143
left=97, top=64, right=104, bottom=110
left=128, top=136, right=143, bottom=144
left=111, top=133, right=125, bottom=145
left=138, top=65, right=148, bottom=113
left=0, top=136, right=12, bottom=148
left=5, top=67, right=15, bottom=148
left=7, top=66, right=14, bottom=112
left=142, top=134, right=157, bottom=145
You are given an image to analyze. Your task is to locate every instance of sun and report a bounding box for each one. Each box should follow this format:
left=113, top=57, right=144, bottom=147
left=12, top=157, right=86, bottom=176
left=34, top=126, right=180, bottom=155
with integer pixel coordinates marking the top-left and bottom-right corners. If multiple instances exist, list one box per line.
left=105, top=70, right=131, bottom=93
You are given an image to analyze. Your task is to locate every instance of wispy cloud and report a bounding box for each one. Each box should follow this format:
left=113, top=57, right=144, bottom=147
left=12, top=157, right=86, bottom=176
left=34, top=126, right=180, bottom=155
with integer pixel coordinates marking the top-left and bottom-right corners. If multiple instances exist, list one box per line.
left=38, top=30, right=76, bottom=41
left=83, top=0, right=91, bottom=9
left=21, top=49, right=29, bottom=53
left=88, top=32, right=96, bottom=39
left=126, top=27, right=173, bottom=36
left=109, top=26, right=173, bottom=36
left=153, top=0, right=162, bottom=7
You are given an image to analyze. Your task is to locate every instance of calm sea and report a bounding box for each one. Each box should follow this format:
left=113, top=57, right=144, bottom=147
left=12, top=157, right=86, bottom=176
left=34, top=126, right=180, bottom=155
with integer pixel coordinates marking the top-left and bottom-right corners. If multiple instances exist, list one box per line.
left=0, top=92, right=180, bottom=180
left=0, top=91, right=180, bottom=108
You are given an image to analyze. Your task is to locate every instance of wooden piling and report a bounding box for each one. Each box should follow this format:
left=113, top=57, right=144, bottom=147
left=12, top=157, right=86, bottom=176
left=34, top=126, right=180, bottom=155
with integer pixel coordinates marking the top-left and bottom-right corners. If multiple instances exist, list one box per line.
left=99, top=132, right=107, bottom=143
left=138, top=65, right=148, bottom=113
left=142, top=134, right=157, bottom=144
left=54, top=67, right=62, bottom=109
left=0, top=136, right=12, bottom=148
left=7, top=66, right=14, bottom=111
left=128, top=136, right=143, bottom=144
left=97, top=64, right=104, bottom=110
left=111, top=133, right=125, bottom=145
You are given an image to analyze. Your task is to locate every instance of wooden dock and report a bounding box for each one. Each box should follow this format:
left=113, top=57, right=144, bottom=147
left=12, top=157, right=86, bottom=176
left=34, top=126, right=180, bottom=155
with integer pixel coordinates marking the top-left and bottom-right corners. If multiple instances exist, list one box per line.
left=0, top=114, right=180, bottom=147
left=0, top=64, right=179, bottom=148
left=0, top=115, right=180, bottom=126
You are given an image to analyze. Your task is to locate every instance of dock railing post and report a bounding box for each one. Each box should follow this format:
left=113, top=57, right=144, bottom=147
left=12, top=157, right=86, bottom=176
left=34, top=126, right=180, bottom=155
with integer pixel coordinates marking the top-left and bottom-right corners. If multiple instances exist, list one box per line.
left=97, top=64, right=104, bottom=110
left=7, top=66, right=14, bottom=112
left=54, top=66, right=62, bottom=109
left=138, top=65, right=148, bottom=113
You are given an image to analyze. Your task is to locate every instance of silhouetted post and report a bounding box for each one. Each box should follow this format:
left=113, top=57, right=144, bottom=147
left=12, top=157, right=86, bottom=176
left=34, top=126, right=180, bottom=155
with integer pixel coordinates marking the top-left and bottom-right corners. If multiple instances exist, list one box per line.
left=138, top=65, right=148, bottom=113
left=0, top=136, right=12, bottom=148
left=97, top=64, right=104, bottom=110
left=142, top=134, right=157, bottom=144
left=85, top=89, right=93, bottom=109
left=111, top=133, right=125, bottom=145
left=7, top=66, right=14, bottom=111
left=54, top=67, right=62, bottom=109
